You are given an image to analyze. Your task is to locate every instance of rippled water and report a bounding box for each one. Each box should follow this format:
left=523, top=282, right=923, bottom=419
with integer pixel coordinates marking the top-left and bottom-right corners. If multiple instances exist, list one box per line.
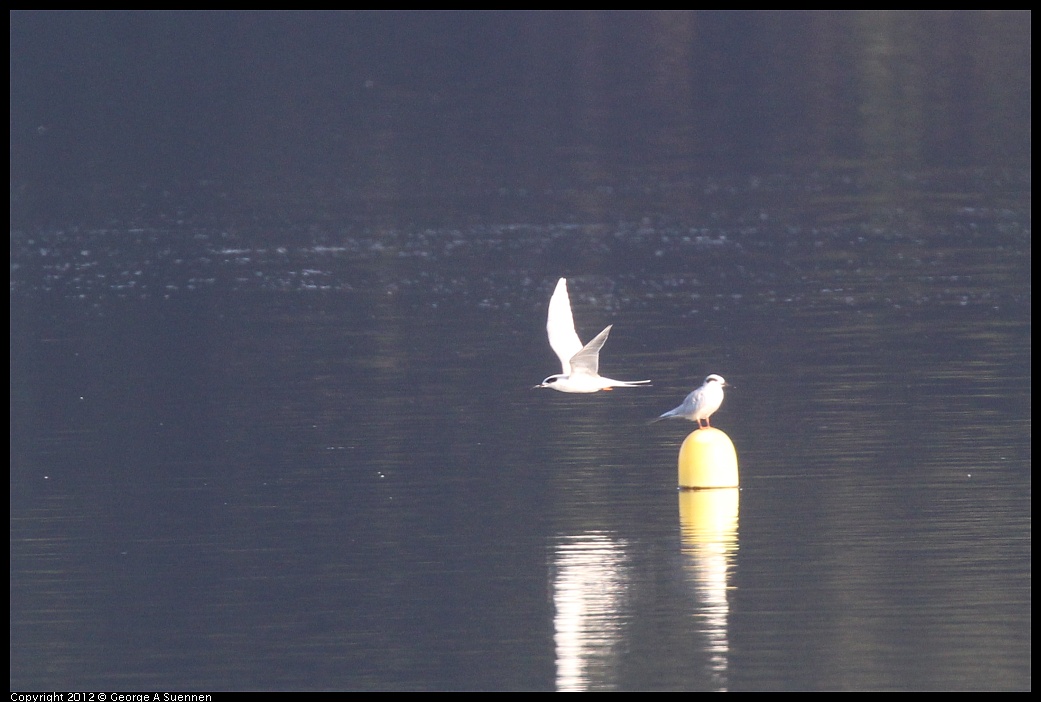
left=10, top=11, right=1030, bottom=692
left=11, top=180, right=1029, bottom=689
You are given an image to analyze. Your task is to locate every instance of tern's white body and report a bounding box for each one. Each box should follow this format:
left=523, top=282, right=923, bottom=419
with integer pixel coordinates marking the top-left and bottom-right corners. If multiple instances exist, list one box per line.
left=653, top=374, right=728, bottom=427
left=535, top=278, right=650, bottom=393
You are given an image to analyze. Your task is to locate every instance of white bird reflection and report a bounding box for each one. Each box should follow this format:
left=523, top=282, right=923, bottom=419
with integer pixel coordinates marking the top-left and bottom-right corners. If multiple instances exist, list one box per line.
left=552, top=532, right=629, bottom=692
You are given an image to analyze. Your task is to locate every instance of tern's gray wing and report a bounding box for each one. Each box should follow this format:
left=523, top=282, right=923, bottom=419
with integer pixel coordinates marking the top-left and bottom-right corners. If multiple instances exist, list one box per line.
left=652, top=389, right=697, bottom=422
left=568, top=325, right=612, bottom=377
left=687, top=387, right=706, bottom=412
left=546, top=278, right=583, bottom=374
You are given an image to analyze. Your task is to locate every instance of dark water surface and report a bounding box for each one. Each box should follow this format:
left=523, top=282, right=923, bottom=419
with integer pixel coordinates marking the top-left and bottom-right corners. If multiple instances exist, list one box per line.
left=10, top=11, right=1030, bottom=691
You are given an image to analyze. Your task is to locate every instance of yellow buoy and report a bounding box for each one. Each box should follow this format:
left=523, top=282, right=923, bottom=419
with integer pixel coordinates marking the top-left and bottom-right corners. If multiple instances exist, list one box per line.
left=678, top=427, right=739, bottom=488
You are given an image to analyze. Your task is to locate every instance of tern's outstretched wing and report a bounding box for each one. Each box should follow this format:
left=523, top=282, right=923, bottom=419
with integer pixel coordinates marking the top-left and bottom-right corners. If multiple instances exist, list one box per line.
left=546, top=278, right=584, bottom=374
left=568, top=325, right=612, bottom=377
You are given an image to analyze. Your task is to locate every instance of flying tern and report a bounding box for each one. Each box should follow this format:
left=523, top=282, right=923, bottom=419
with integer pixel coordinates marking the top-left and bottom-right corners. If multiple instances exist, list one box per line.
left=535, top=278, right=651, bottom=393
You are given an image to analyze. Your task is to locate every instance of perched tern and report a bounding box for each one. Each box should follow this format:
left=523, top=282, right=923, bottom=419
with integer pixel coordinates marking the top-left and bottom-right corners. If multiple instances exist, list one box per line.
left=652, top=374, right=728, bottom=427
left=535, top=278, right=651, bottom=393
